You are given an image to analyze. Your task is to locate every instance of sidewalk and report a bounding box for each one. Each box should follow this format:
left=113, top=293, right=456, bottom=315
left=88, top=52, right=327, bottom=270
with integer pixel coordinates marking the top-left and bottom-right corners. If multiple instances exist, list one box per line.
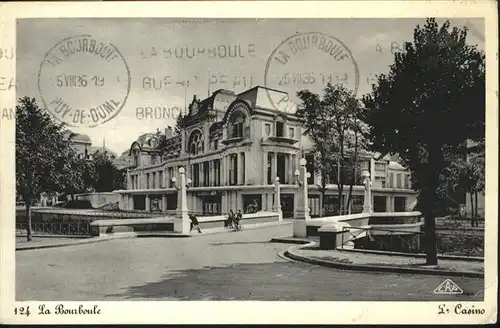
left=278, top=239, right=484, bottom=278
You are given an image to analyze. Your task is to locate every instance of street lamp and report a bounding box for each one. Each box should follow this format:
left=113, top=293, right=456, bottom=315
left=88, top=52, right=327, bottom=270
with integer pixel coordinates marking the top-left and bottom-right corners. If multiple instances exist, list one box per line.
left=295, top=158, right=311, bottom=186
left=171, top=167, right=191, bottom=190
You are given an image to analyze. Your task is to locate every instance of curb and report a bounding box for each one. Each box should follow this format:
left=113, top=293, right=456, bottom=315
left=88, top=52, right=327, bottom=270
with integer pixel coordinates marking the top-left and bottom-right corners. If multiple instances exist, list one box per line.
left=283, top=243, right=484, bottom=279
left=339, top=248, right=484, bottom=262
left=270, top=237, right=311, bottom=244
left=15, top=234, right=134, bottom=251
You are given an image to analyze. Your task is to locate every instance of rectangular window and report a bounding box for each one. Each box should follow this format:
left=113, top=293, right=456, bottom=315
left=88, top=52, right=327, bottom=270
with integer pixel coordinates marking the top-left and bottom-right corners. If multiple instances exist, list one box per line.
left=146, top=173, right=150, bottom=189
left=289, top=127, right=295, bottom=139
left=152, top=172, right=157, bottom=189
left=214, top=139, right=218, bottom=150
left=394, top=197, right=407, bottom=212
left=168, top=167, right=173, bottom=188
left=193, top=163, right=200, bottom=187
left=203, top=162, right=210, bottom=187
left=404, top=174, right=411, bottom=189
left=375, top=162, right=386, bottom=171
left=214, top=159, right=221, bottom=186
left=267, top=153, right=273, bottom=185
left=233, top=123, right=244, bottom=138
left=265, top=123, right=271, bottom=136
left=159, top=171, right=163, bottom=188
left=389, top=173, right=394, bottom=188
left=375, top=176, right=386, bottom=188
left=229, top=154, right=238, bottom=186
left=241, top=152, right=245, bottom=185
left=276, top=121, right=284, bottom=137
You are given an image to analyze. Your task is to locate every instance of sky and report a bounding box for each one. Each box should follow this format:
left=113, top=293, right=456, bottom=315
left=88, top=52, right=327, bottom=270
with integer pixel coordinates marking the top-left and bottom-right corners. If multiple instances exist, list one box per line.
left=16, top=18, right=484, bottom=155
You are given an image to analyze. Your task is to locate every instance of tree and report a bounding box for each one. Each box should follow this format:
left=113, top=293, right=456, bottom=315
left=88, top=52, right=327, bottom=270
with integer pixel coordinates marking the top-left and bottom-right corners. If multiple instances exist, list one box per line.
left=91, top=151, right=125, bottom=192
left=363, top=19, right=485, bottom=264
left=442, top=139, right=485, bottom=226
left=297, top=83, right=367, bottom=216
left=16, top=97, right=72, bottom=241
left=174, top=113, right=185, bottom=135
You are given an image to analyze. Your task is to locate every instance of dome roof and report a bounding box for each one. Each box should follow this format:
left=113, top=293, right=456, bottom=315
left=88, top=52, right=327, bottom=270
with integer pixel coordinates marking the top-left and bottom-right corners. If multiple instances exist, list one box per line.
left=388, top=161, right=405, bottom=171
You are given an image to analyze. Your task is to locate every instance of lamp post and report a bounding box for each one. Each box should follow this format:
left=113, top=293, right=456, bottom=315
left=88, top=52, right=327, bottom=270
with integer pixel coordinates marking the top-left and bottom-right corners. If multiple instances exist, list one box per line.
left=274, top=176, right=283, bottom=223
left=361, top=170, right=373, bottom=213
left=172, top=167, right=190, bottom=234
left=293, top=158, right=311, bottom=237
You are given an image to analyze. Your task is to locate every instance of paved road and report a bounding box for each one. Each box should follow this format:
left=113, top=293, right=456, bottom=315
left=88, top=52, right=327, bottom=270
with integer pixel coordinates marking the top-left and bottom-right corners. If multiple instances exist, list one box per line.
left=16, top=225, right=484, bottom=301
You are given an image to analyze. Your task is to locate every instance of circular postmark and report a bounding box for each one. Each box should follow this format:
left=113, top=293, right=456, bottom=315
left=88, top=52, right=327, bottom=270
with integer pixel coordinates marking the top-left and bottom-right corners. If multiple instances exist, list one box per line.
left=37, top=35, right=131, bottom=128
left=264, top=32, right=359, bottom=113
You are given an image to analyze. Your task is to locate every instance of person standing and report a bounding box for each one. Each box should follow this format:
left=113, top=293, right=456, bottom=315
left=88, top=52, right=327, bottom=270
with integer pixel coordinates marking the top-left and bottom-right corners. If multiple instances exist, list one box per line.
left=235, top=209, right=243, bottom=231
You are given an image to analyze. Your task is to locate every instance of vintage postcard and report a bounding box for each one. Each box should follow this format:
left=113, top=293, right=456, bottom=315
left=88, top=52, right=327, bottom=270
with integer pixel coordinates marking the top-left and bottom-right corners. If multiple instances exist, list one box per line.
left=0, top=0, right=497, bottom=325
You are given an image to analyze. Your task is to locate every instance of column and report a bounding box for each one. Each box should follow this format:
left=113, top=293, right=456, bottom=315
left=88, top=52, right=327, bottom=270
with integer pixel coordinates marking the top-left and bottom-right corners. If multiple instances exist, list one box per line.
left=174, top=168, right=190, bottom=233
left=129, top=194, right=134, bottom=210
left=145, top=194, right=151, bottom=211
left=126, top=170, right=131, bottom=189
left=222, top=193, right=228, bottom=215
left=221, top=156, right=226, bottom=185
left=386, top=195, right=392, bottom=213
left=274, top=177, right=283, bottom=223
left=162, top=195, right=167, bottom=212
left=294, top=158, right=310, bottom=237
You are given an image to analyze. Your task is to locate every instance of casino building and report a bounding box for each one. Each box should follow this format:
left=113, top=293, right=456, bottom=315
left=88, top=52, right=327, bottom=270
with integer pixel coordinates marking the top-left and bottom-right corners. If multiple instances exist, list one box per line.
left=121, top=86, right=417, bottom=217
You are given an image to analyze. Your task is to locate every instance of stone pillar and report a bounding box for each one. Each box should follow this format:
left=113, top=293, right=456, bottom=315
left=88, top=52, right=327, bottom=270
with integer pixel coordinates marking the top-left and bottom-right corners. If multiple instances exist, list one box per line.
left=274, top=177, right=283, bottom=223
left=221, top=156, right=226, bottom=185
left=294, top=158, right=310, bottom=237
left=362, top=170, right=373, bottom=213
left=266, top=192, right=272, bottom=210
left=162, top=195, right=167, bottom=212
left=118, top=193, right=124, bottom=210
left=129, top=194, right=134, bottom=210
left=145, top=194, right=151, bottom=212
left=222, top=192, right=228, bottom=215
left=386, top=195, right=392, bottom=213
left=174, top=167, right=190, bottom=234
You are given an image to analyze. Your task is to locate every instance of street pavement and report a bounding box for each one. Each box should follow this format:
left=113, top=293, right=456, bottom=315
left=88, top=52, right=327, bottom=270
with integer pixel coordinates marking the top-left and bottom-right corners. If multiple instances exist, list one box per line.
left=16, top=225, right=484, bottom=301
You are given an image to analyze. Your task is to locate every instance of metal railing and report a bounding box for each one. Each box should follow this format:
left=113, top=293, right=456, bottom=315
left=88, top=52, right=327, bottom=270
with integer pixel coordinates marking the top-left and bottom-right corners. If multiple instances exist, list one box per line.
left=16, top=220, right=92, bottom=236
left=341, top=226, right=424, bottom=254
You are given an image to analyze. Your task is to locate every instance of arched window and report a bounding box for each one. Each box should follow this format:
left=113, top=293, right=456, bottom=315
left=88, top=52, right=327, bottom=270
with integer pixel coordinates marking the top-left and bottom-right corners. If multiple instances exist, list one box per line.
left=229, top=111, right=247, bottom=138
left=188, top=130, right=204, bottom=155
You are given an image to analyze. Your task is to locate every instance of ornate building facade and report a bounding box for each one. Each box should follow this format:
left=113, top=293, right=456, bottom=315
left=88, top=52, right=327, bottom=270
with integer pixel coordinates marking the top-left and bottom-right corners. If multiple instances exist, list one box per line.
left=121, top=86, right=417, bottom=217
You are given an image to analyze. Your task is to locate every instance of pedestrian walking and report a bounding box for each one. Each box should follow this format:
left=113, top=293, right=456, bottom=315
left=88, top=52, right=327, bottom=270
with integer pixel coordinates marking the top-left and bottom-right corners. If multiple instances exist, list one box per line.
left=189, top=214, right=202, bottom=233
left=225, top=209, right=235, bottom=229
left=234, top=209, right=243, bottom=231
